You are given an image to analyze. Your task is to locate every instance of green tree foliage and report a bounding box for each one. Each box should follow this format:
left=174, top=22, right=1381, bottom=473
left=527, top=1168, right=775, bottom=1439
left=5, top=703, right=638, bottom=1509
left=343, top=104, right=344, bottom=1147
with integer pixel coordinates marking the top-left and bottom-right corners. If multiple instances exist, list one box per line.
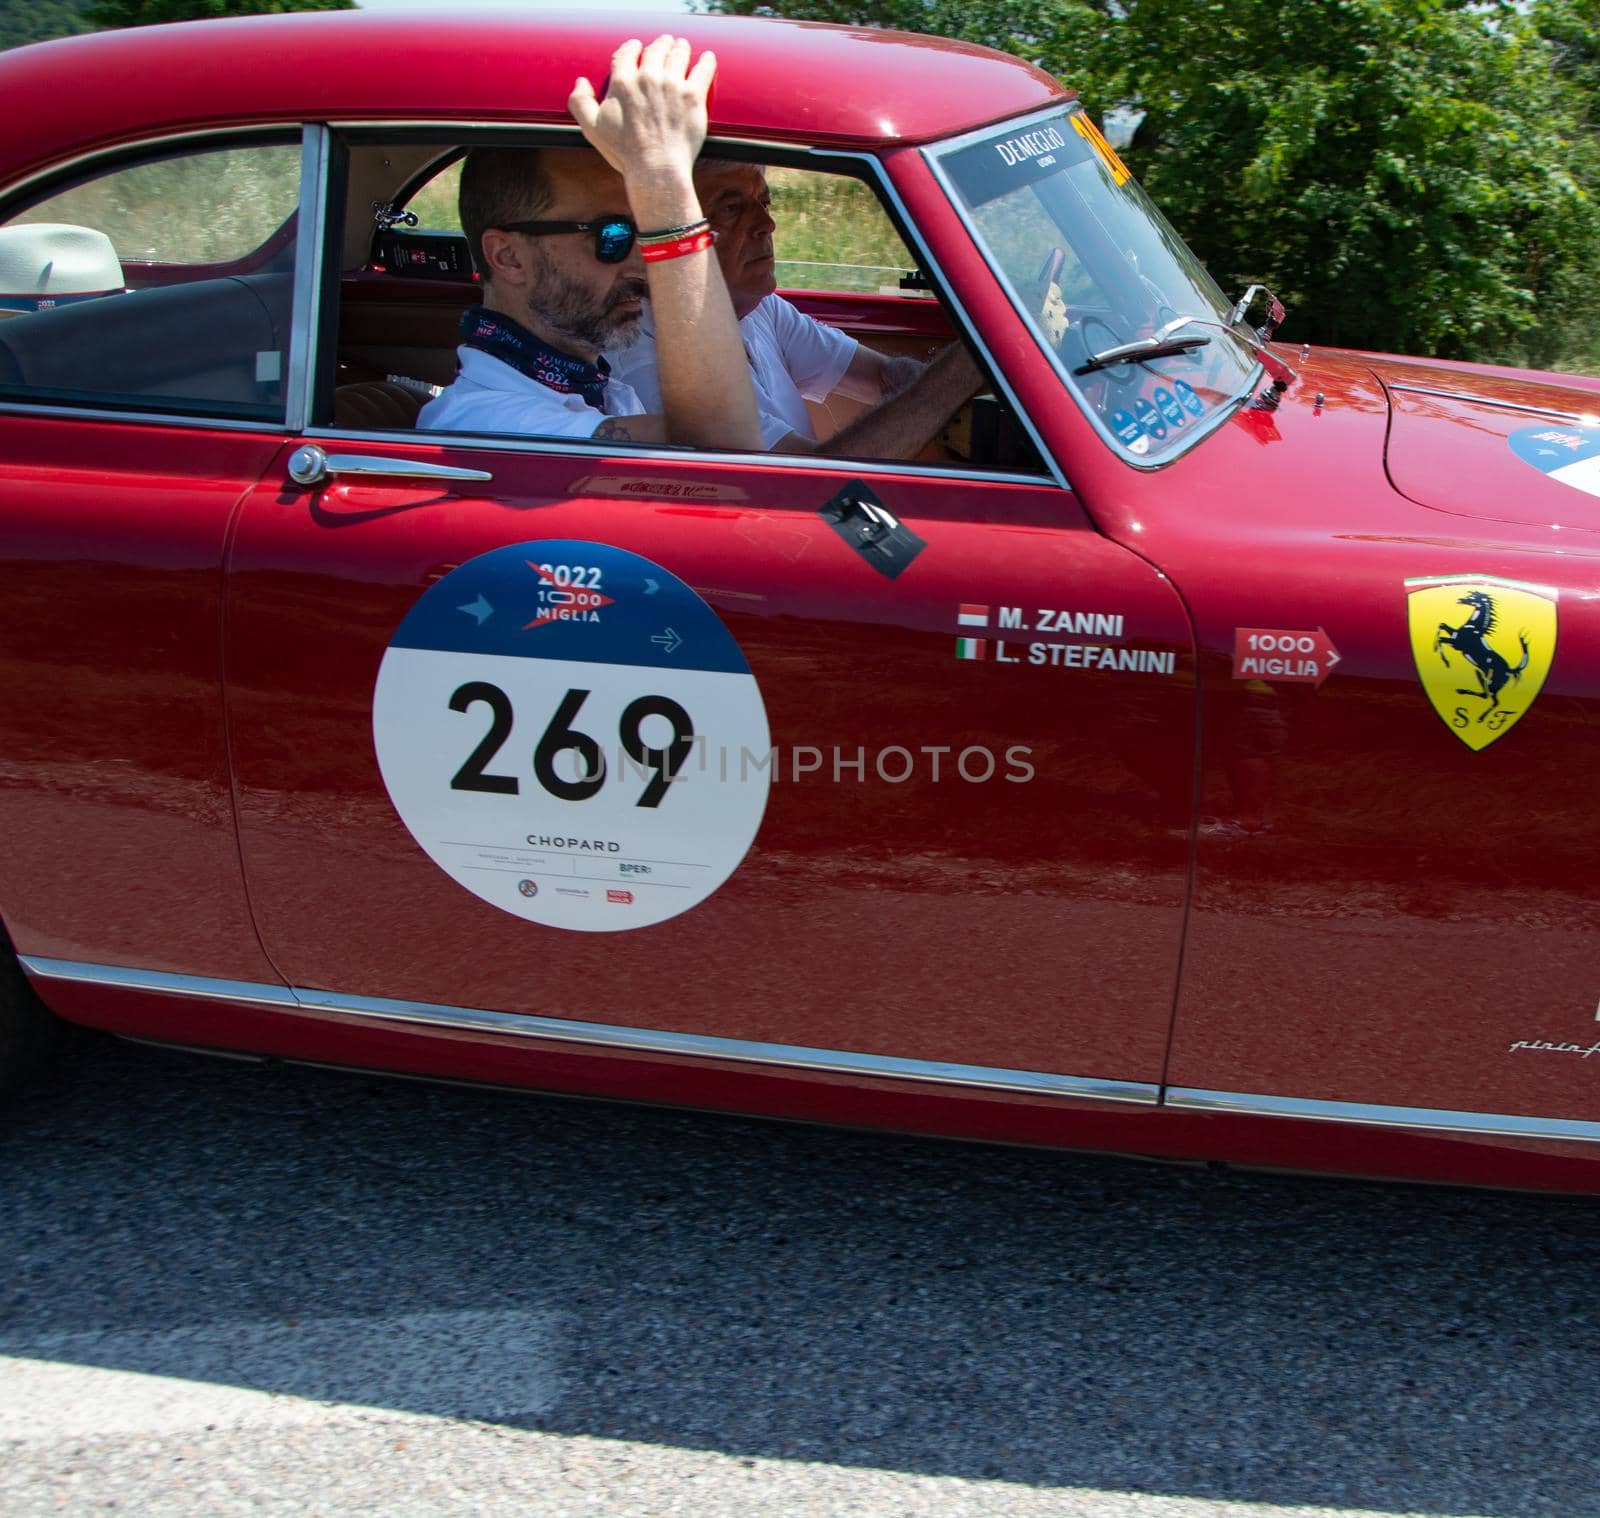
left=0, top=0, right=94, bottom=49
left=83, top=0, right=352, bottom=25
left=708, top=0, right=1600, bottom=368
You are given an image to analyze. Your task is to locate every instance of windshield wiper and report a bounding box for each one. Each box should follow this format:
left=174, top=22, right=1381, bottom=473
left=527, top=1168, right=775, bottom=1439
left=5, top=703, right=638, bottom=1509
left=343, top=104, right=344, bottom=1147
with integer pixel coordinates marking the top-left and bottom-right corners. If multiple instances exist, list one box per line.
left=1152, top=309, right=1298, bottom=392
left=1072, top=333, right=1211, bottom=376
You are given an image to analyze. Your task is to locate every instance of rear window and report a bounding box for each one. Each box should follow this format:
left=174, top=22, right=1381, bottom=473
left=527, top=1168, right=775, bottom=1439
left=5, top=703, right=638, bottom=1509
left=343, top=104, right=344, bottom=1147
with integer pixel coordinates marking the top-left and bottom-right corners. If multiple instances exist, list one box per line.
left=14, top=143, right=300, bottom=267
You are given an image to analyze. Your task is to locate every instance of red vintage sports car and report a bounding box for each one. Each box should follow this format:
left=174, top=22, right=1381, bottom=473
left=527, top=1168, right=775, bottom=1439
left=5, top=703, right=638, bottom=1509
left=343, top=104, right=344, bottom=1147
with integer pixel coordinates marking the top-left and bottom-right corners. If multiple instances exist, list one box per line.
left=2, top=10, right=1599, bottom=1193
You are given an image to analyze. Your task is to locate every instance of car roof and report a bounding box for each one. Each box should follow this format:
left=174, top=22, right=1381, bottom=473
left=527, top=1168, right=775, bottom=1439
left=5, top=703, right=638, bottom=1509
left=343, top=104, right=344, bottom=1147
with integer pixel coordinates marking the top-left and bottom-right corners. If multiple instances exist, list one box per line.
left=0, top=10, right=1069, bottom=189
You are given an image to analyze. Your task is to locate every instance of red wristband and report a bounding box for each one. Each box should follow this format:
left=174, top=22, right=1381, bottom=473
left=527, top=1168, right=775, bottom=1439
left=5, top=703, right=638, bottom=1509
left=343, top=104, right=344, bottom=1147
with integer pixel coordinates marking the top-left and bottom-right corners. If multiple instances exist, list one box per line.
left=641, top=228, right=716, bottom=264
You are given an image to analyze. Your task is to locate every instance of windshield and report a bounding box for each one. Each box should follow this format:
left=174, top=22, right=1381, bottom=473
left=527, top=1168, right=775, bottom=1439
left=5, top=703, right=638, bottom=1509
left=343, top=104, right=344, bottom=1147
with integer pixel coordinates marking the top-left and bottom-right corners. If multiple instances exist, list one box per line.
left=930, top=108, right=1260, bottom=464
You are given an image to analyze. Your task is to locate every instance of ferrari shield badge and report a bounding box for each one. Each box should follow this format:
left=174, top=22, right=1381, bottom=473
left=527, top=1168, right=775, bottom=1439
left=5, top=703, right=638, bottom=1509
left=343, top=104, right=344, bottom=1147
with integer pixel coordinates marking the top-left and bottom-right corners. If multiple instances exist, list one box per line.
left=1406, top=575, right=1558, bottom=750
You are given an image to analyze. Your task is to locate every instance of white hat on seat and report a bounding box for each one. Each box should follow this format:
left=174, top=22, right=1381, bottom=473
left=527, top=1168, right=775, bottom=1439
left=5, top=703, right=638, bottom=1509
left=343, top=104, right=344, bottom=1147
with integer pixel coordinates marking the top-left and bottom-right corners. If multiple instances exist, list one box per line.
left=0, top=223, right=125, bottom=316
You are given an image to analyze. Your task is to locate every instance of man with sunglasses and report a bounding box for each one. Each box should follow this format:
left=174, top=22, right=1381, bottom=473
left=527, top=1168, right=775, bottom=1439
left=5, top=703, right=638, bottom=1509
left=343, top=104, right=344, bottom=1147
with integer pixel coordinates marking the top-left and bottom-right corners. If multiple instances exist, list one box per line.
left=419, top=36, right=761, bottom=452
left=605, top=159, right=985, bottom=460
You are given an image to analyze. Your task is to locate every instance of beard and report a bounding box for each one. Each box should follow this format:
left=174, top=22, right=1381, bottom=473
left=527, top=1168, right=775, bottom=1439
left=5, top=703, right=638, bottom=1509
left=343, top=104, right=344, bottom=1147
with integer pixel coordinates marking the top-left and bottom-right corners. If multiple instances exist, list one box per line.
left=525, top=258, right=648, bottom=353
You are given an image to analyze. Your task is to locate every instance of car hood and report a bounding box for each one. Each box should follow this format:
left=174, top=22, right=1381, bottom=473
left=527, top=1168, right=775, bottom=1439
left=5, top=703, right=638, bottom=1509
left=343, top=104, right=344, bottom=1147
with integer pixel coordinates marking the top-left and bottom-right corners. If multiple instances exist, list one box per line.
left=1367, top=354, right=1600, bottom=532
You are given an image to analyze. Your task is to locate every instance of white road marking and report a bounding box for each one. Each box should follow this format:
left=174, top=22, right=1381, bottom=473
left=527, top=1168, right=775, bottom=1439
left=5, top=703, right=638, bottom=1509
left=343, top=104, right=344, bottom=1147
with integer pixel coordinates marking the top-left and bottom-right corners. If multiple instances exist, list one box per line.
left=0, top=1307, right=565, bottom=1440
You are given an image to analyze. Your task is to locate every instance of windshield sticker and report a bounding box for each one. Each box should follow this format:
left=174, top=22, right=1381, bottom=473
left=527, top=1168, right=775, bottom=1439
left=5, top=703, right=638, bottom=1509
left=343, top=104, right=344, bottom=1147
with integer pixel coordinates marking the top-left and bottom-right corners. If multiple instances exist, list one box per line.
left=1154, top=387, right=1186, bottom=428
left=1508, top=425, right=1600, bottom=498
left=373, top=540, right=771, bottom=932
left=1173, top=380, right=1205, bottom=417
left=1109, top=408, right=1149, bottom=454
left=939, top=113, right=1095, bottom=207
left=1405, top=574, right=1558, bottom=751
left=1068, top=112, right=1132, bottom=185
left=1133, top=396, right=1167, bottom=442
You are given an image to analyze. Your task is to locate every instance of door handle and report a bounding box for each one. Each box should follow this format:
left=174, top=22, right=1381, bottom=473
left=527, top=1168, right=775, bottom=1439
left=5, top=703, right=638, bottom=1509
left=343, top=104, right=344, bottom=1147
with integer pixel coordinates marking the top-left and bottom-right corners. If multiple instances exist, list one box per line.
left=286, top=444, right=493, bottom=488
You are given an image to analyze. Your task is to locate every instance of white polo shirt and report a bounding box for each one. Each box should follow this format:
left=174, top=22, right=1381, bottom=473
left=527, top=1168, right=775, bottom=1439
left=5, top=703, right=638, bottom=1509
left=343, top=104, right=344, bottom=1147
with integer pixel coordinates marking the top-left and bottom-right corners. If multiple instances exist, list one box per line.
left=606, top=294, right=857, bottom=449
left=418, top=346, right=646, bottom=438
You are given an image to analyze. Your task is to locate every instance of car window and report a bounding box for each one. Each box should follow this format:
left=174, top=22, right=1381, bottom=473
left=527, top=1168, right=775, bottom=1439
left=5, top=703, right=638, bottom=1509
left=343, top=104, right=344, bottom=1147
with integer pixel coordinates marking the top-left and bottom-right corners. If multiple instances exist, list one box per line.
left=15, top=143, right=300, bottom=268
left=353, top=141, right=1040, bottom=472
left=406, top=159, right=462, bottom=235
left=400, top=159, right=917, bottom=296
left=765, top=168, right=917, bottom=295
left=0, top=140, right=300, bottom=422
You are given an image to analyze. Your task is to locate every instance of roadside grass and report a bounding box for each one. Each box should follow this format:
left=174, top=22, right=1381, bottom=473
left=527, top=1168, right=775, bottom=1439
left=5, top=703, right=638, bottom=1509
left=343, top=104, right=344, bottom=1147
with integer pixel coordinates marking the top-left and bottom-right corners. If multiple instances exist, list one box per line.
left=15, top=145, right=300, bottom=264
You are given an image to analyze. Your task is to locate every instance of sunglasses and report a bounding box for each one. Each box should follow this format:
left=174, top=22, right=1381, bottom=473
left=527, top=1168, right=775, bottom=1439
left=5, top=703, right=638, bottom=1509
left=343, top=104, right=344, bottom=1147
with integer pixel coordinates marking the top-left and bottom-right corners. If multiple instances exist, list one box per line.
left=497, top=217, right=637, bottom=264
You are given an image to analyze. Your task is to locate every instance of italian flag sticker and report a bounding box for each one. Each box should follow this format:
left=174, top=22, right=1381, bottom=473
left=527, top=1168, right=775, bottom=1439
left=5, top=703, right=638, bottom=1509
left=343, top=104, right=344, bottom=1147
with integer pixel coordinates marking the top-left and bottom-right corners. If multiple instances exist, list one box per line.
left=955, top=637, right=987, bottom=661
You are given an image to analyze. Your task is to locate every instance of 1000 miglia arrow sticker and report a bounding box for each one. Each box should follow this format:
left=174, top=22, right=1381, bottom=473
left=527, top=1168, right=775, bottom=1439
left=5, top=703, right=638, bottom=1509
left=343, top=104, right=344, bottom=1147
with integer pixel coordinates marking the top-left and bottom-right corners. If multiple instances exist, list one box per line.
left=373, top=541, right=771, bottom=932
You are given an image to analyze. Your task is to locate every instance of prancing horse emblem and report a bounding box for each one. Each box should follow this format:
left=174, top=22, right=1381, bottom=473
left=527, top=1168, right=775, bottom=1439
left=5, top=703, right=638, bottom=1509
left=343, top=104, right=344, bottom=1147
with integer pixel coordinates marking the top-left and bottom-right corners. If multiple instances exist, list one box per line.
left=1434, top=591, right=1527, bottom=719
left=1406, top=575, right=1558, bottom=751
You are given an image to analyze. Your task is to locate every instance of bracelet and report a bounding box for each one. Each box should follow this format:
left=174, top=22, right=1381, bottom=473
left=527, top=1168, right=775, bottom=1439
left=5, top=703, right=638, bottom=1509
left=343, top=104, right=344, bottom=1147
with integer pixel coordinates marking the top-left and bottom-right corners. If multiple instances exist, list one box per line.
left=637, top=218, right=709, bottom=244
left=641, top=228, right=717, bottom=264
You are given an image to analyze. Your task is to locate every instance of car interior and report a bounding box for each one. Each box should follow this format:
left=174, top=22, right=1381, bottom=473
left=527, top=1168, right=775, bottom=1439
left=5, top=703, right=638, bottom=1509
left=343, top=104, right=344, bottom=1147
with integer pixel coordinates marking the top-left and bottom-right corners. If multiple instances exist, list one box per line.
left=0, top=133, right=1048, bottom=474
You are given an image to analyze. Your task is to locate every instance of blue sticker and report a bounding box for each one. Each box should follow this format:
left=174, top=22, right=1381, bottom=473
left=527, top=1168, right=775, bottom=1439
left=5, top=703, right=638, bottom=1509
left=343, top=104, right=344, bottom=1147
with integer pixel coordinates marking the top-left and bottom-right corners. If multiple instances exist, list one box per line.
left=1133, top=396, right=1167, bottom=440
left=1508, top=424, right=1600, bottom=499
left=374, top=540, right=771, bottom=933
left=1110, top=408, right=1143, bottom=448
left=1174, top=380, right=1205, bottom=417
left=1153, top=387, right=1186, bottom=428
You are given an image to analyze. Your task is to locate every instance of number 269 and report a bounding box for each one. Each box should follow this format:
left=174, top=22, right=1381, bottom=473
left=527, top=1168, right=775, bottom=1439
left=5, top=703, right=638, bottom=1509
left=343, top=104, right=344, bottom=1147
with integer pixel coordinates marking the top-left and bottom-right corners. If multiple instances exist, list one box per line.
left=448, top=682, right=694, bottom=809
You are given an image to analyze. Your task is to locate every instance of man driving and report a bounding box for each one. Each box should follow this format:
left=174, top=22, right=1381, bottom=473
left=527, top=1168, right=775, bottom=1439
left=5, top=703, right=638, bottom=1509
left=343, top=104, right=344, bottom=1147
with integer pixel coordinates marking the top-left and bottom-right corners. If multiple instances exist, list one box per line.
left=605, top=159, right=984, bottom=459
left=419, top=36, right=761, bottom=453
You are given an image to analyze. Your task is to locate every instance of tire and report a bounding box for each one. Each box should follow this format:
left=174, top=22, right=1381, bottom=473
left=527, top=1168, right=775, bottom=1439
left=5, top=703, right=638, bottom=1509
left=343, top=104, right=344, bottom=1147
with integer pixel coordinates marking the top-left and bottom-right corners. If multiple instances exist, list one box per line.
left=0, top=927, right=61, bottom=1099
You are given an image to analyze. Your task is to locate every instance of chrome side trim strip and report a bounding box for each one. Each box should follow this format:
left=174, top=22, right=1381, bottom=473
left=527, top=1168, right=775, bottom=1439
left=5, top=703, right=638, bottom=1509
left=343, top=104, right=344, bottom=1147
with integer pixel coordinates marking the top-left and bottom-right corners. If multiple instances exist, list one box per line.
left=18, top=955, right=1155, bottom=1105
left=292, top=985, right=1156, bottom=1103
left=1387, top=383, right=1597, bottom=424
left=20, top=956, right=298, bottom=1010
left=1168, top=1087, right=1600, bottom=1145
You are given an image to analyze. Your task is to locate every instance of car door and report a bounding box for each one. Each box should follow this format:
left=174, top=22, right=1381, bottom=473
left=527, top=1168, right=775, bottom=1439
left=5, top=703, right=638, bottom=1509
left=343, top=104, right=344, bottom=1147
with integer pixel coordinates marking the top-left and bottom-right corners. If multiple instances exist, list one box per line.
left=0, top=133, right=305, bottom=992
left=225, top=426, right=1198, bottom=1095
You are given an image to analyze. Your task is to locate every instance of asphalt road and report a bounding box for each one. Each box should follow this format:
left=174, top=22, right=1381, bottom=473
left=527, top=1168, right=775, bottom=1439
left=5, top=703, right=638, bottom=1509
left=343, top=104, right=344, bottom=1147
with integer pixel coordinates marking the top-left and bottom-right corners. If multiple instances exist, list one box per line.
left=2, top=1032, right=1598, bottom=1518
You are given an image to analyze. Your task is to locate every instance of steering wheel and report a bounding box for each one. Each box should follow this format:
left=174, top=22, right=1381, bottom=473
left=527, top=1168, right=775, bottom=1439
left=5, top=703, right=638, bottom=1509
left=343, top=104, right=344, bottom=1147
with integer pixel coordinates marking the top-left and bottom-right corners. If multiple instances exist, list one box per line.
left=1058, top=312, right=1133, bottom=413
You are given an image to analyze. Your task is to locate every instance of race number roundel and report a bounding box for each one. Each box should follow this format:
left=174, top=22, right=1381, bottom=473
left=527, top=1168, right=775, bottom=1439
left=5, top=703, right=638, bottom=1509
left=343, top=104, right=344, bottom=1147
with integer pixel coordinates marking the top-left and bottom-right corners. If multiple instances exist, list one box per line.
left=373, top=541, right=771, bottom=932
left=1509, top=424, right=1600, bottom=498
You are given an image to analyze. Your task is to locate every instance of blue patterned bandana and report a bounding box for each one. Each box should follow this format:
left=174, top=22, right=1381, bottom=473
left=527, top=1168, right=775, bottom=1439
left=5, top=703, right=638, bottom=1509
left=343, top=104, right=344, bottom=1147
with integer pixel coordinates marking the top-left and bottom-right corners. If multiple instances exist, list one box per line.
left=460, top=307, right=610, bottom=408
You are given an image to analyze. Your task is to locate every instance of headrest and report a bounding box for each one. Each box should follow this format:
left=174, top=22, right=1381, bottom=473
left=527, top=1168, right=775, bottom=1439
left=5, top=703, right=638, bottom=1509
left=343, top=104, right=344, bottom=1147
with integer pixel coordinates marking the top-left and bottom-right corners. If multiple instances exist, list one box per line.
left=0, top=224, right=125, bottom=316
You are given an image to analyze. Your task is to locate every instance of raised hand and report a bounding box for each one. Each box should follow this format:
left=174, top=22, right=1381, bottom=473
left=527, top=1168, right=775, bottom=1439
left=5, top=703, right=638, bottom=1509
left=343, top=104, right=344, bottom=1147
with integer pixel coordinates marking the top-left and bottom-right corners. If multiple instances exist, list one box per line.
left=569, top=35, right=717, bottom=189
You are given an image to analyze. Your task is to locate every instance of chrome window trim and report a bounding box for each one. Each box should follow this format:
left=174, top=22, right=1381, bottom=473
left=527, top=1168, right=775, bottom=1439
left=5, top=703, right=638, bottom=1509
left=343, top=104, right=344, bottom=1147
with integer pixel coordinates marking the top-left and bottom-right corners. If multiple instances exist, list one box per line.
left=303, top=423, right=1055, bottom=489
left=338, top=124, right=804, bottom=152
left=921, top=105, right=1257, bottom=473
left=21, top=955, right=1154, bottom=1105
left=318, top=126, right=1069, bottom=492
left=284, top=123, right=331, bottom=434
left=1168, top=1086, right=1600, bottom=1145
left=0, top=400, right=288, bottom=433
left=1386, top=382, right=1598, bottom=425
left=810, top=146, right=1068, bottom=492
left=1, top=124, right=308, bottom=433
